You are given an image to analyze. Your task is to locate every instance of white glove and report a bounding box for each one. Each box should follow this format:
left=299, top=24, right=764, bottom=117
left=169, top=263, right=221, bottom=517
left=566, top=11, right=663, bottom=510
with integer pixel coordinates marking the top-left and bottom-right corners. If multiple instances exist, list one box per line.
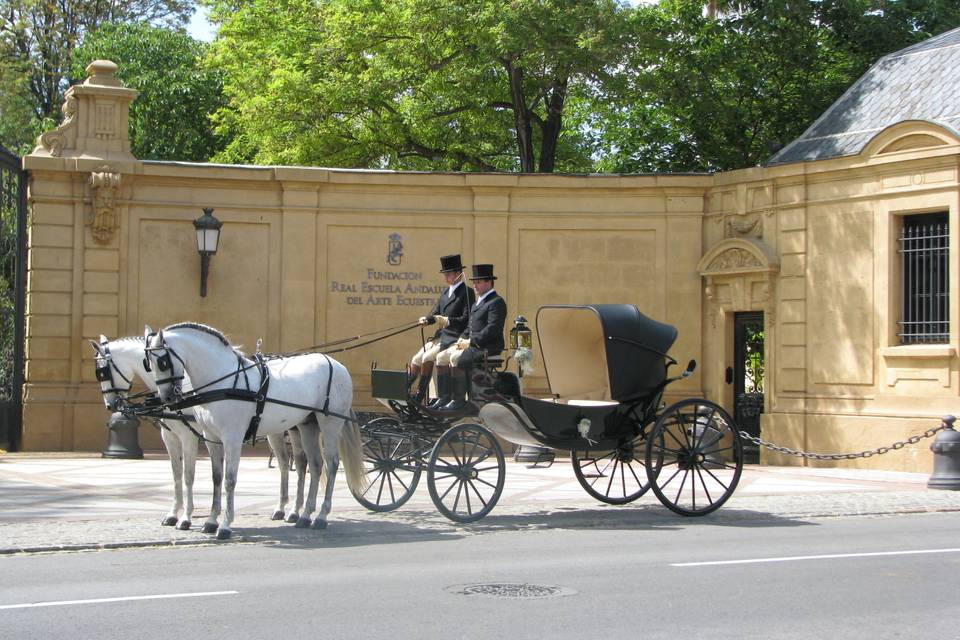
left=435, top=315, right=449, bottom=328
left=418, top=316, right=429, bottom=325
left=455, top=338, right=470, bottom=350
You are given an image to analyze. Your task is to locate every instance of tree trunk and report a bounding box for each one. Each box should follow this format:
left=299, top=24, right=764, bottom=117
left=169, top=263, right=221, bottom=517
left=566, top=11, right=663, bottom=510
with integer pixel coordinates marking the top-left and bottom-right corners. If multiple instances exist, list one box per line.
left=506, top=60, right=535, bottom=173
left=537, top=81, right=567, bottom=173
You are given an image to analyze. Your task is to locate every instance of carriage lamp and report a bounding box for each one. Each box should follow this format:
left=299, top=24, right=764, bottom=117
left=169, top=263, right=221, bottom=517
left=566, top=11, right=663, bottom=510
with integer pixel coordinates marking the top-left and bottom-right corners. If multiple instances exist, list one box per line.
left=509, top=316, right=532, bottom=349
left=193, top=207, right=222, bottom=297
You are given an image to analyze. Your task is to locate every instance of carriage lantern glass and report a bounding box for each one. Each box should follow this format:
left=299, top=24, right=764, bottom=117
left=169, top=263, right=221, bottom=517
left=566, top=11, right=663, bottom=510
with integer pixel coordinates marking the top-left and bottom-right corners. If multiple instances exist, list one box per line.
left=193, top=207, right=222, bottom=297
left=510, top=316, right=532, bottom=349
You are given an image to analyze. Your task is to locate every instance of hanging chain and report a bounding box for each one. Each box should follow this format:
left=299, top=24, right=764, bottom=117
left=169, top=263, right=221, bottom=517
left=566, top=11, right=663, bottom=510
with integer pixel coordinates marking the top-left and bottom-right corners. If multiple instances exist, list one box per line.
left=738, top=423, right=948, bottom=461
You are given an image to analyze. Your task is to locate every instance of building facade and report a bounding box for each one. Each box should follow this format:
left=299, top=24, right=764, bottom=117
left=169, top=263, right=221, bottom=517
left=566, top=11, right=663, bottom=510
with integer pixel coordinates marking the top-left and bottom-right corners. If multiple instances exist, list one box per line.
left=19, top=31, right=960, bottom=472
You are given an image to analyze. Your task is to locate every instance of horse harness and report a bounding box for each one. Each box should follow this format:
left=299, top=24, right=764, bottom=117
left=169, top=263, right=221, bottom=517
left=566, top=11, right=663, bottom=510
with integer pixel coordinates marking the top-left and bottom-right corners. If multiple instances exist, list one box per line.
left=146, top=338, right=343, bottom=444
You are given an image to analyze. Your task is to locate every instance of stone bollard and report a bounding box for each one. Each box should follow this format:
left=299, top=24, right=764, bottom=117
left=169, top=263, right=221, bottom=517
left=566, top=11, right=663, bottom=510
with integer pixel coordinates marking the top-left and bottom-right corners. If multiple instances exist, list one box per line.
left=102, top=411, right=143, bottom=459
left=928, top=415, right=960, bottom=490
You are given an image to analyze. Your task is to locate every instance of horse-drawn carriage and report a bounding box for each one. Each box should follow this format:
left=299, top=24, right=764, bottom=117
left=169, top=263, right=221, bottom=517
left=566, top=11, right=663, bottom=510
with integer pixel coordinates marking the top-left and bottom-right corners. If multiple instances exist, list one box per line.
left=354, top=304, right=744, bottom=522
left=91, top=303, right=743, bottom=538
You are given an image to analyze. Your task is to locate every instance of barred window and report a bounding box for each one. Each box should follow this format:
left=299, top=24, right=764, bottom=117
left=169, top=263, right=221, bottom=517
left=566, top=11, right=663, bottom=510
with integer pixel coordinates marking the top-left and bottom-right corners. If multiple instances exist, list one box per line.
left=898, top=212, right=949, bottom=344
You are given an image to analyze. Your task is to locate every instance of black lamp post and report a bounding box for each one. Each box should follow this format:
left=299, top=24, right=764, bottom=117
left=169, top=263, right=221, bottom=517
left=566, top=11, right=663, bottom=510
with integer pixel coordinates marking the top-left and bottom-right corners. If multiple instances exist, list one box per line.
left=193, top=207, right=222, bottom=297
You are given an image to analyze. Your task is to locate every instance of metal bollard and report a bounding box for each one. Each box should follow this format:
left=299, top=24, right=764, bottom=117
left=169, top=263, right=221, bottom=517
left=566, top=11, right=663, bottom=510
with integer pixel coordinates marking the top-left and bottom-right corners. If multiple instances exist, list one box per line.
left=102, top=411, right=143, bottom=459
left=928, top=415, right=960, bottom=490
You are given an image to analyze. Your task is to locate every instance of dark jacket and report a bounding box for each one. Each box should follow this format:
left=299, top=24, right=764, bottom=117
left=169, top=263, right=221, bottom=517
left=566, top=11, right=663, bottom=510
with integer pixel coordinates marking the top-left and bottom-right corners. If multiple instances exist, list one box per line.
left=462, top=291, right=507, bottom=355
left=430, top=282, right=475, bottom=348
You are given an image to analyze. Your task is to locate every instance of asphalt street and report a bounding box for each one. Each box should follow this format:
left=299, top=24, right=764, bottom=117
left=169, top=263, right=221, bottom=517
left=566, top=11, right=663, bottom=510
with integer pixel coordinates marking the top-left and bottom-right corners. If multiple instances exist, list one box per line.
left=1, top=511, right=957, bottom=640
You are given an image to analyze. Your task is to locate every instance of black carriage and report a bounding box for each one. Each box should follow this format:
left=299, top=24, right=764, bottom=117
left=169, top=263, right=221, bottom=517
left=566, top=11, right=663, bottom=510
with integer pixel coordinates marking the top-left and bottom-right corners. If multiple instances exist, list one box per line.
left=353, top=304, right=743, bottom=522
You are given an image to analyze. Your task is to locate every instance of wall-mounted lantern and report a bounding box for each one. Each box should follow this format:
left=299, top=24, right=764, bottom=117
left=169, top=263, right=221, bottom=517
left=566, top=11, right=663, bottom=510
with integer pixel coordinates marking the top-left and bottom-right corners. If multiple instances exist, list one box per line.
left=192, top=207, right=222, bottom=297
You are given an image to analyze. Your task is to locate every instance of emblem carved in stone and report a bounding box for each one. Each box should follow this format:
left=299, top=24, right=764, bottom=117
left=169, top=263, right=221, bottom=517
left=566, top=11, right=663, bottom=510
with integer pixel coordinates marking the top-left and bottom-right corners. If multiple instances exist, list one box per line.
left=36, top=94, right=78, bottom=157
left=725, top=212, right=762, bottom=239
left=706, top=248, right=763, bottom=272
left=88, top=166, right=121, bottom=244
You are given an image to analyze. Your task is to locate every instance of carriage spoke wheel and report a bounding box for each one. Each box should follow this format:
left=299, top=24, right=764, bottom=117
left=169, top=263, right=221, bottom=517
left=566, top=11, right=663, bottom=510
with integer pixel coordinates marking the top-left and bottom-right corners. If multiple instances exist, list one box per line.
left=427, top=423, right=505, bottom=523
left=571, top=435, right=651, bottom=504
left=351, top=417, right=422, bottom=512
left=645, top=399, right=742, bottom=516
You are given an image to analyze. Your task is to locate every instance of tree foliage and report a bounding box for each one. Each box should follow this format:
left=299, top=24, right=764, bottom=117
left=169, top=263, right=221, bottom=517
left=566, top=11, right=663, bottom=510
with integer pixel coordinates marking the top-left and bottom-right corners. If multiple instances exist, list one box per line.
left=594, top=0, right=960, bottom=173
left=206, top=0, right=633, bottom=172
left=0, top=0, right=192, bottom=151
left=71, top=23, right=226, bottom=161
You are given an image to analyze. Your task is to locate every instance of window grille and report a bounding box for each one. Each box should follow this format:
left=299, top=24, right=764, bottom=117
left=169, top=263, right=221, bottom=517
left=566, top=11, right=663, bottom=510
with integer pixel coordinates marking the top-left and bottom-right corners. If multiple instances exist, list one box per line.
left=898, top=213, right=949, bottom=344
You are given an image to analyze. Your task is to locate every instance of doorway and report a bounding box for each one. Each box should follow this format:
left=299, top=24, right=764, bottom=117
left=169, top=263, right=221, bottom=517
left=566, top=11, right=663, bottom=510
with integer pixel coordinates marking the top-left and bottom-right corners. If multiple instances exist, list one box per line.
left=733, top=312, right=764, bottom=464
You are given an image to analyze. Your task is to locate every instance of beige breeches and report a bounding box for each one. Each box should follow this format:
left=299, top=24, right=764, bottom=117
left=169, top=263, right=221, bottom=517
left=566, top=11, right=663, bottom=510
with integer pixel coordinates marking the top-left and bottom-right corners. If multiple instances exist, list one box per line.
left=411, top=340, right=442, bottom=366
left=435, top=345, right=465, bottom=367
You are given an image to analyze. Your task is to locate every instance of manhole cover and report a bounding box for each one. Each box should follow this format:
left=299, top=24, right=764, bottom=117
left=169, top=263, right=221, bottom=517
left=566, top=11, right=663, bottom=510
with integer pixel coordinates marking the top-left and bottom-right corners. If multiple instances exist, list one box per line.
left=447, top=583, right=576, bottom=599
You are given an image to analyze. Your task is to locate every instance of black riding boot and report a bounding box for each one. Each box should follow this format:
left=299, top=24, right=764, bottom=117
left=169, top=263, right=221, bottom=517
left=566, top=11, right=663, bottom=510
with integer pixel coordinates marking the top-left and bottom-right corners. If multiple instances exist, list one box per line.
left=428, top=369, right=451, bottom=408
left=413, top=374, right=431, bottom=405
left=440, top=371, right=467, bottom=412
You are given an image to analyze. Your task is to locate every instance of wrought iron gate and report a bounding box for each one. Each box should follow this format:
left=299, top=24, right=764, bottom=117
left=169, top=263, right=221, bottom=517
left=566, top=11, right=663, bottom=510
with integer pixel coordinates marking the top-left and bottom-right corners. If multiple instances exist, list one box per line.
left=0, top=146, right=26, bottom=451
left=734, top=311, right=764, bottom=464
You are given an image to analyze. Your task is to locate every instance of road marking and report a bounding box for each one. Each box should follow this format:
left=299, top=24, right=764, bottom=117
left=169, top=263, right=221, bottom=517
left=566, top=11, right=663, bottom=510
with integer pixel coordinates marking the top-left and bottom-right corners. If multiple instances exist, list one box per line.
left=0, top=590, right=239, bottom=610
left=672, top=548, right=960, bottom=567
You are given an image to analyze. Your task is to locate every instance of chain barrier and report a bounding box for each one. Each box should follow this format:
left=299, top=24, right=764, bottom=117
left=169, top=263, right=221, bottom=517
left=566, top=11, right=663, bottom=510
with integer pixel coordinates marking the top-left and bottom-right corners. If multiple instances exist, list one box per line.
left=738, top=423, right=948, bottom=461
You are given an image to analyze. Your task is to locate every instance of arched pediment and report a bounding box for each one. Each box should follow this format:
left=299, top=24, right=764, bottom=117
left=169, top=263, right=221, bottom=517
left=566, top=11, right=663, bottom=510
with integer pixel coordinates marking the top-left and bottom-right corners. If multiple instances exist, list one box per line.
left=862, top=120, right=960, bottom=158
left=697, top=238, right=779, bottom=277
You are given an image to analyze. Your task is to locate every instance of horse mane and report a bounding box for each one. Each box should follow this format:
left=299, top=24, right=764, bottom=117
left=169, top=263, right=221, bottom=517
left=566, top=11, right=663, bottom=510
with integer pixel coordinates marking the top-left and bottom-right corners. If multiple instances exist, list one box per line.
left=165, top=322, right=246, bottom=355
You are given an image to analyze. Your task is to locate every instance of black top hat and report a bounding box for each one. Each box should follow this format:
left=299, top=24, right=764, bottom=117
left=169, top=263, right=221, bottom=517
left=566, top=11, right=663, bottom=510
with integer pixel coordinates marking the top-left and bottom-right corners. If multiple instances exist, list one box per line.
left=469, top=264, right=497, bottom=280
left=439, top=254, right=464, bottom=273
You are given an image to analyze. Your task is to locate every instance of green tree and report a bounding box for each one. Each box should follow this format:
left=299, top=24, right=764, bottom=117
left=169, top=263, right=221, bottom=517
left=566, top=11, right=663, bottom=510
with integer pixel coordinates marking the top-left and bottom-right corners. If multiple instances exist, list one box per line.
left=205, top=0, right=633, bottom=172
left=0, top=0, right=192, bottom=150
left=72, top=23, right=227, bottom=161
left=596, top=0, right=960, bottom=173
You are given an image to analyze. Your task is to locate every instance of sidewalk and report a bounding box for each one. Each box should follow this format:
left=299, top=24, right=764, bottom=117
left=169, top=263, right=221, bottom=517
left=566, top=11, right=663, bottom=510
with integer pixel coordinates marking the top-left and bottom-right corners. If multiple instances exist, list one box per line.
left=1, top=452, right=959, bottom=554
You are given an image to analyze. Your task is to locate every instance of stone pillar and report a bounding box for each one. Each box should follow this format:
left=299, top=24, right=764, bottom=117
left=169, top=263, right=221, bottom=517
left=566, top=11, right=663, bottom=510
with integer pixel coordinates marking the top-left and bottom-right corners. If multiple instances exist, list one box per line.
left=23, top=60, right=139, bottom=450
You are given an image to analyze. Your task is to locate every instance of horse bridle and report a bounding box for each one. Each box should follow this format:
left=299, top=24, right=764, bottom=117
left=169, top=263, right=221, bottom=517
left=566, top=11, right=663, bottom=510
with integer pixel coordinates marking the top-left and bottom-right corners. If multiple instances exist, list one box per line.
left=94, top=341, right=134, bottom=397
left=144, top=333, right=186, bottom=399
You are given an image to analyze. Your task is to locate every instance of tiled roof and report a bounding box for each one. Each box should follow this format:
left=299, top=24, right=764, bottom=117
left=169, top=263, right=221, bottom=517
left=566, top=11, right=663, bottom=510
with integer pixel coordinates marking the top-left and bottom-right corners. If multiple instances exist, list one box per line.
left=766, top=27, right=960, bottom=166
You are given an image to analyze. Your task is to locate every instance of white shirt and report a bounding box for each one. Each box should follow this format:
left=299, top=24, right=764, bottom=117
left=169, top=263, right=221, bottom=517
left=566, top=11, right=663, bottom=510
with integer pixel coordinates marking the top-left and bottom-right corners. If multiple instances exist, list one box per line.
left=447, top=279, right=463, bottom=298
left=475, top=289, right=496, bottom=307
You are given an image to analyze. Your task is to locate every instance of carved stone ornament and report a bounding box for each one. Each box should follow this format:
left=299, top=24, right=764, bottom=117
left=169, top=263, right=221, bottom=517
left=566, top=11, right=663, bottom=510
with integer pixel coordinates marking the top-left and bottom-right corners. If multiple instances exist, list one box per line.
left=706, top=248, right=763, bottom=272
left=88, top=166, right=121, bottom=244
left=724, top=212, right=763, bottom=239
left=36, top=94, right=78, bottom=157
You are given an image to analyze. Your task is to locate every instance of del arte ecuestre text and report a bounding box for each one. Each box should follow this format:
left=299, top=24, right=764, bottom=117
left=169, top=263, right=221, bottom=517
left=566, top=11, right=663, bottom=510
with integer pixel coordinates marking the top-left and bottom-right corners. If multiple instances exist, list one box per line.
left=330, top=269, right=445, bottom=306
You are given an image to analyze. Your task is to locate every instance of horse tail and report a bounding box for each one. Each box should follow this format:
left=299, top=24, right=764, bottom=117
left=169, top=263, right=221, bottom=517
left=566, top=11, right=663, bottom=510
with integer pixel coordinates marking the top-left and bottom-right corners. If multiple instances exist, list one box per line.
left=340, top=410, right=368, bottom=494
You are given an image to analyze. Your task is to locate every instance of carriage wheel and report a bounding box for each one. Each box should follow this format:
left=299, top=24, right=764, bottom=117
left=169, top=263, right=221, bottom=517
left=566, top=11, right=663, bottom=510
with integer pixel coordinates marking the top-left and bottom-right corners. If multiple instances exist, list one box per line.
left=571, top=435, right=651, bottom=505
left=645, top=399, right=743, bottom=516
left=351, top=417, right=422, bottom=512
left=427, top=423, right=505, bottom=523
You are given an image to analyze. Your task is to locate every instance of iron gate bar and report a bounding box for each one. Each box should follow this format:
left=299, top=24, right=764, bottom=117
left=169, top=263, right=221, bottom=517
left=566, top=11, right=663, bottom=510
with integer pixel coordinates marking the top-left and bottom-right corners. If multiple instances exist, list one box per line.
left=0, top=146, right=26, bottom=451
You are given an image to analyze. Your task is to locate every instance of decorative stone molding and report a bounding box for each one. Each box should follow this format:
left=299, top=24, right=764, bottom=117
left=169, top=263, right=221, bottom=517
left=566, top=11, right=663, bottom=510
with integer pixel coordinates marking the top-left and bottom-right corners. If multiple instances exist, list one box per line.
left=31, top=59, right=138, bottom=160
left=36, top=94, right=78, bottom=157
left=725, top=212, right=762, bottom=238
left=697, top=237, right=779, bottom=277
left=88, top=166, right=121, bottom=244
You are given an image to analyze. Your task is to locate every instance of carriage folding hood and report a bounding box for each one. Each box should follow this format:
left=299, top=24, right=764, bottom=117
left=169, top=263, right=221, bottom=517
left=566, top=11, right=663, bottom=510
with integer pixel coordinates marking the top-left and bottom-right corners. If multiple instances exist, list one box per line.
left=535, top=304, right=677, bottom=402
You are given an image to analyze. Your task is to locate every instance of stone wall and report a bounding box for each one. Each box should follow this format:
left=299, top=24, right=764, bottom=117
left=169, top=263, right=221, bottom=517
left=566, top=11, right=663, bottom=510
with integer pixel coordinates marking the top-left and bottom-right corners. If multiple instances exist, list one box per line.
left=19, top=61, right=960, bottom=473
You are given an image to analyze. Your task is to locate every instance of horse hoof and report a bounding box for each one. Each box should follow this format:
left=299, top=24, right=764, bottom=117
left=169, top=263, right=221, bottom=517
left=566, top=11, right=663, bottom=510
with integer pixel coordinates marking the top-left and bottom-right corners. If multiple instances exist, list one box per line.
left=295, top=517, right=311, bottom=529
left=270, top=510, right=285, bottom=521
left=161, top=516, right=177, bottom=526
left=311, top=519, right=328, bottom=530
left=176, top=520, right=191, bottom=531
left=202, top=522, right=219, bottom=534
left=215, top=528, right=232, bottom=540
left=285, top=513, right=299, bottom=524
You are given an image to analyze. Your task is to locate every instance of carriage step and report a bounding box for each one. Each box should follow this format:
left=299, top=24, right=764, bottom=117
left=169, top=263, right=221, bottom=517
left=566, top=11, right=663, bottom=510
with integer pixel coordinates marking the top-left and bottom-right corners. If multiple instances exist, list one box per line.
left=513, top=445, right=555, bottom=467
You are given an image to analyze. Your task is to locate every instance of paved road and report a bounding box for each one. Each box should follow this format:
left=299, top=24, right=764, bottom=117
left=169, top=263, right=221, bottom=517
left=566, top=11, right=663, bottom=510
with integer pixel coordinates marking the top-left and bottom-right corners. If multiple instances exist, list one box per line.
left=1, top=454, right=960, bottom=553
left=1, top=511, right=957, bottom=639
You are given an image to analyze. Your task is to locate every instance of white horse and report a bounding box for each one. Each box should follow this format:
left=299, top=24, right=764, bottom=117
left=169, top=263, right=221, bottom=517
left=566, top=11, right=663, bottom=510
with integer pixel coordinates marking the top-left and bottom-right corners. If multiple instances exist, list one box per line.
left=91, top=335, right=309, bottom=532
left=144, top=323, right=366, bottom=539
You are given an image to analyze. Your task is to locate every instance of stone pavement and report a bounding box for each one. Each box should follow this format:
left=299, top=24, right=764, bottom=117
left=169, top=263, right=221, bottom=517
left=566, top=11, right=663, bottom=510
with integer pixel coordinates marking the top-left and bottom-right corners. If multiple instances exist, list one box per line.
left=1, top=452, right=959, bottom=555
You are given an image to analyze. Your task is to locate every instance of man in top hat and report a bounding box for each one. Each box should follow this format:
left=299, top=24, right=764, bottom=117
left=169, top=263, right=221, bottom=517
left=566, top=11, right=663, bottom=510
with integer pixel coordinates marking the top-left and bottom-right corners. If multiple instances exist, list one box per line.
left=408, top=254, right=475, bottom=405
left=435, top=263, right=507, bottom=412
